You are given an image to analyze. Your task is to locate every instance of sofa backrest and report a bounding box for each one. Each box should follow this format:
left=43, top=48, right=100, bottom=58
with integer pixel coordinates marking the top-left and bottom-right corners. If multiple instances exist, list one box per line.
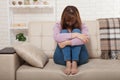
left=29, top=21, right=101, bottom=59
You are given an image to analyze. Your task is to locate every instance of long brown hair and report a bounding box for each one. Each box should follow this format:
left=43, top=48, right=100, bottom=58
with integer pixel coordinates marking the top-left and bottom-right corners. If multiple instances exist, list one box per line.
left=61, top=5, right=82, bottom=30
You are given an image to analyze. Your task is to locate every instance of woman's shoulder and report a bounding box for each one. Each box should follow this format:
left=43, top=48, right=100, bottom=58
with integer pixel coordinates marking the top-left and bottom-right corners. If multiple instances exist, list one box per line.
left=54, top=21, right=61, bottom=27
left=81, top=23, right=86, bottom=26
left=80, top=23, right=88, bottom=31
left=55, top=21, right=60, bottom=25
left=81, top=23, right=87, bottom=28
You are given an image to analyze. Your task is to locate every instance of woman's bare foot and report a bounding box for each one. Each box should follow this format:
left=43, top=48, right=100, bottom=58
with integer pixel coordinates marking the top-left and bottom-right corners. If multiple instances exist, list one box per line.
left=71, top=61, right=78, bottom=75
left=64, top=61, right=71, bottom=75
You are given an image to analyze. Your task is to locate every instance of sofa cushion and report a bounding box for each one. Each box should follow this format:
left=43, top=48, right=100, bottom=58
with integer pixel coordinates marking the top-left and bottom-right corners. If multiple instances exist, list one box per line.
left=14, top=42, right=48, bottom=68
left=17, top=59, right=120, bottom=80
left=70, top=59, right=120, bottom=80
left=17, top=59, right=67, bottom=80
left=84, top=21, right=101, bottom=58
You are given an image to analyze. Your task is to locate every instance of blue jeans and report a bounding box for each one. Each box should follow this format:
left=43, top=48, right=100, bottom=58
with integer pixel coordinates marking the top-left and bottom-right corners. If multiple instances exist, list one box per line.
left=53, top=29, right=89, bottom=66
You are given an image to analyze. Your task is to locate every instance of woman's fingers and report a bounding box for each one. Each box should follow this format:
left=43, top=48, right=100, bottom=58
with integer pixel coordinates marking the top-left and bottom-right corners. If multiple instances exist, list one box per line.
left=58, top=42, right=66, bottom=48
left=78, top=34, right=89, bottom=43
left=58, top=43, right=63, bottom=48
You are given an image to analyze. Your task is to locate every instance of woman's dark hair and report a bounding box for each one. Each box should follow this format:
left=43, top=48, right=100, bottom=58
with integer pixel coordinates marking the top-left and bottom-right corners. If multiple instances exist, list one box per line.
left=61, top=5, right=82, bottom=30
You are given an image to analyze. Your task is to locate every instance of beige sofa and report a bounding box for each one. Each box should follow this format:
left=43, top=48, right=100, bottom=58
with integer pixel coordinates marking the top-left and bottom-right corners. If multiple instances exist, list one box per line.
left=7, top=21, right=120, bottom=80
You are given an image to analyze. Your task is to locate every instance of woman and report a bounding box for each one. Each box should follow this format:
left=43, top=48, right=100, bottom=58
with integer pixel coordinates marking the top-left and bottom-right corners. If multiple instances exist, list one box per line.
left=53, top=5, right=89, bottom=75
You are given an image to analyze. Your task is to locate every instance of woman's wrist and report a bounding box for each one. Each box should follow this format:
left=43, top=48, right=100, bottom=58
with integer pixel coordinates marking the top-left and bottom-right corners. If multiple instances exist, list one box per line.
left=65, top=40, right=71, bottom=45
left=71, top=33, right=76, bottom=38
left=71, top=33, right=79, bottom=38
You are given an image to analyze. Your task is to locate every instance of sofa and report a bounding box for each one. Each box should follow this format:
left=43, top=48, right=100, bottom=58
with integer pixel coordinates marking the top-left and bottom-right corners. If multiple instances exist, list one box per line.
left=5, top=21, right=120, bottom=80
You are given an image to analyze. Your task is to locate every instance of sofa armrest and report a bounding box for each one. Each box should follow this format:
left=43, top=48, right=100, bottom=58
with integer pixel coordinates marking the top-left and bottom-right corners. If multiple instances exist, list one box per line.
left=0, top=53, right=24, bottom=80
left=14, top=53, right=24, bottom=70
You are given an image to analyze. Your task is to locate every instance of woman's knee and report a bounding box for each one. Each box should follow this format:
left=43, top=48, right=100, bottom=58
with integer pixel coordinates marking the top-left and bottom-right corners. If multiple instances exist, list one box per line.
left=61, top=29, right=68, bottom=33
left=72, top=28, right=81, bottom=33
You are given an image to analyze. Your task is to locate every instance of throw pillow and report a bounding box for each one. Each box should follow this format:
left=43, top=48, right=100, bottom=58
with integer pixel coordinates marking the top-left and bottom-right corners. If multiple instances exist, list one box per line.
left=13, top=42, right=48, bottom=68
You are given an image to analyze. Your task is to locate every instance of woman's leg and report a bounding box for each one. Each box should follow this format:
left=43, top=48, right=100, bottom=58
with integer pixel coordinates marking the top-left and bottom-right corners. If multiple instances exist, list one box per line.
left=71, top=29, right=81, bottom=75
left=71, top=28, right=89, bottom=65
left=53, top=44, right=72, bottom=65
left=53, top=45, right=66, bottom=65
left=71, top=28, right=81, bottom=61
left=71, top=45, right=89, bottom=74
left=53, top=29, right=72, bottom=75
left=60, top=29, right=72, bottom=75
left=78, top=45, right=89, bottom=65
left=60, top=29, right=71, bottom=62
left=53, top=45, right=71, bottom=75
left=71, top=45, right=82, bottom=75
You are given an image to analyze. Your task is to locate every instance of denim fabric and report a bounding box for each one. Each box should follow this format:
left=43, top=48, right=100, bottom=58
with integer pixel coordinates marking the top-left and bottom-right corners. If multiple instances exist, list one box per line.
left=53, top=29, right=89, bottom=66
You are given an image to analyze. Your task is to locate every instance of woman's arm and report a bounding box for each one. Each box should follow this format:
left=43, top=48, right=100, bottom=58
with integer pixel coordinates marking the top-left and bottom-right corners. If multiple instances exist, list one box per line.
left=54, top=23, right=89, bottom=48
left=58, top=24, right=89, bottom=48
left=58, top=40, right=71, bottom=48
left=71, top=24, right=89, bottom=46
left=53, top=22, right=81, bottom=43
left=53, top=23, right=72, bottom=42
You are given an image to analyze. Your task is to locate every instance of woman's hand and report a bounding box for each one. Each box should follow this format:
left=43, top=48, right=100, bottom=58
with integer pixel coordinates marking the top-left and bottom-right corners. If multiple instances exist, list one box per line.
left=58, top=40, right=71, bottom=48
left=72, top=33, right=89, bottom=43
left=77, top=34, right=89, bottom=43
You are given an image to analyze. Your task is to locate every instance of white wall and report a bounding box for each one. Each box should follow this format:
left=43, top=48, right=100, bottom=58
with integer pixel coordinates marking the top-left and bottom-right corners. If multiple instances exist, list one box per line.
left=0, top=1, right=10, bottom=49
left=0, top=0, right=120, bottom=49
left=56, top=0, right=120, bottom=20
